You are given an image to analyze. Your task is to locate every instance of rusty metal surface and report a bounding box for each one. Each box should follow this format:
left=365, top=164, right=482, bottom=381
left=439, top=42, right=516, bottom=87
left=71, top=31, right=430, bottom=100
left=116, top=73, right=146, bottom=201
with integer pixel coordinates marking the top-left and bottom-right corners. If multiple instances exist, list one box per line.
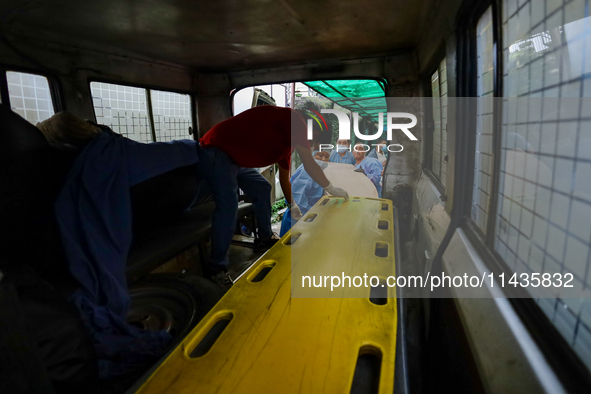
left=0, top=0, right=435, bottom=71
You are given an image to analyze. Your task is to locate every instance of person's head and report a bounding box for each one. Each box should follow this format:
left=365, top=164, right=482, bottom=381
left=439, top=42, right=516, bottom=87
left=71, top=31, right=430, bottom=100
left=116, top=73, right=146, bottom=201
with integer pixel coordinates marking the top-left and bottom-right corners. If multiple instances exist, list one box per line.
left=296, top=103, right=331, bottom=148
left=334, top=138, right=350, bottom=154
left=314, top=151, right=330, bottom=162
left=376, top=138, right=387, bottom=153
left=353, top=143, right=367, bottom=162
left=37, top=111, right=101, bottom=146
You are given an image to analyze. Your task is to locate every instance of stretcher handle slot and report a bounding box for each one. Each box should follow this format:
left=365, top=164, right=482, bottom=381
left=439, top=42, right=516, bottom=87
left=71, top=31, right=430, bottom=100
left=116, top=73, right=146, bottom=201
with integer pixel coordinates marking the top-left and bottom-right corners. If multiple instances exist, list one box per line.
left=250, top=262, right=276, bottom=283
left=375, top=242, right=389, bottom=258
left=350, top=346, right=382, bottom=394
left=189, top=316, right=233, bottom=358
left=369, top=280, right=388, bottom=305
left=377, top=220, right=389, bottom=230
left=320, top=198, right=330, bottom=206
left=252, top=266, right=273, bottom=282
left=284, top=232, right=301, bottom=245
left=381, top=202, right=389, bottom=211
left=303, top=213, right=317, bottom=222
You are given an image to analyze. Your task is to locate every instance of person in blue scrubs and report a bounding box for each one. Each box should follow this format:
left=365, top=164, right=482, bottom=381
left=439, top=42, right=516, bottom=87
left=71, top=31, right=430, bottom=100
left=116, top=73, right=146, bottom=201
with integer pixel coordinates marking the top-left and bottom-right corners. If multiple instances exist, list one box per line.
left=367, top=138, right=388, bottom=165
left=280, top=151, right=330, bottom=236
left=329, top=139, right=356, bottom=165
left=353, top=143, right=383, bottom=197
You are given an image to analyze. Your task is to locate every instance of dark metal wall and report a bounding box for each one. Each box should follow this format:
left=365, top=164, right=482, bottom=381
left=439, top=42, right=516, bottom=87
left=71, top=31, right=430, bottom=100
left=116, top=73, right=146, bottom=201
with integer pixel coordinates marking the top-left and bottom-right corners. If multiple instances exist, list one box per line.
left=0, top=0, right=437, bottom=72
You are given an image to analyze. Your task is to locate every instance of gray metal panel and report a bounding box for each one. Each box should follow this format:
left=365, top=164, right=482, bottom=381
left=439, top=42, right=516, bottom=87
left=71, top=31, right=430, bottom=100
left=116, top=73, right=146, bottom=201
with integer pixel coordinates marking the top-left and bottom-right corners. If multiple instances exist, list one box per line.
left=442, top=228, right=565, bottom=394
left=414, top=172, right=450, bottom=277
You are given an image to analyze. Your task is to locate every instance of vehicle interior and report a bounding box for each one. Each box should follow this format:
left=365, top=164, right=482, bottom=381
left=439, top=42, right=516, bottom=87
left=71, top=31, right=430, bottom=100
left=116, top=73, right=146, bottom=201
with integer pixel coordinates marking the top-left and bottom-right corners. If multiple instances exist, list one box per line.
left=1, top=0, right=590, bottom=393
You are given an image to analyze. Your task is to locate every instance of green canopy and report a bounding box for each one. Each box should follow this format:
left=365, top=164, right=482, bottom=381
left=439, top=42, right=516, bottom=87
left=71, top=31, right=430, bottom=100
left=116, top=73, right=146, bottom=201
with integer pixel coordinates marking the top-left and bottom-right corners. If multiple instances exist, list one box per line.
left=302, top=80, right=387, bottom=121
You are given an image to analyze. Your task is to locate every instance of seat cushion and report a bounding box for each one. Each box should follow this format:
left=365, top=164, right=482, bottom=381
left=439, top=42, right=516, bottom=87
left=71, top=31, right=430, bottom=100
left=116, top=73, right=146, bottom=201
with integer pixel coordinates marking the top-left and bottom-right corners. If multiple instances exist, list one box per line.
left=0, top=144, right=79, bottom=290
left=0, top=104, right=48, bottom=160
left=131, top=165, right=201, bottom=228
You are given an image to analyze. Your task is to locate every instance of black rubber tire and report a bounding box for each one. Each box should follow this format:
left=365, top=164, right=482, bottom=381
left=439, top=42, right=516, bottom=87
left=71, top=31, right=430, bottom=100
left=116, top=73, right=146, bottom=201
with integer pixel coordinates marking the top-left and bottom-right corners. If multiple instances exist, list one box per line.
left=127, top=273, right=223, bottom=343
left=90, top=274, right=223, bottom=394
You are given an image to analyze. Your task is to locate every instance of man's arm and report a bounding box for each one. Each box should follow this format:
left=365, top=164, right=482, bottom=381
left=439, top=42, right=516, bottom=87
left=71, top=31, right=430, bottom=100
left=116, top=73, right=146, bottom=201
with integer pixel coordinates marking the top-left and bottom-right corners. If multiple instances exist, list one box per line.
left=278, top=166, right=293, bottom=204
left=295, top=145, right=349, bottom=201
left=278, top=146, right=326, bottom=202
left=279, top=166, right=304, bottom=220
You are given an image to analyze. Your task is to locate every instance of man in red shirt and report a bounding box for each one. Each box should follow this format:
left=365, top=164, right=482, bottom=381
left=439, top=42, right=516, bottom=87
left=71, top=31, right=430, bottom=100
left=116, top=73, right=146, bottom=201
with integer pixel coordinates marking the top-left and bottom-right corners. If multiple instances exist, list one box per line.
left=197, top=105, right=348, bottom=285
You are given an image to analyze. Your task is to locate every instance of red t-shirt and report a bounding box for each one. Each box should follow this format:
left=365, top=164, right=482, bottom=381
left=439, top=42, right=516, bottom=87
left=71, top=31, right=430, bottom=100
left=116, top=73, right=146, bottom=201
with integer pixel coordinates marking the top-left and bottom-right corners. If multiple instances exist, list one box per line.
left=199, top=106, right=310, bottom=170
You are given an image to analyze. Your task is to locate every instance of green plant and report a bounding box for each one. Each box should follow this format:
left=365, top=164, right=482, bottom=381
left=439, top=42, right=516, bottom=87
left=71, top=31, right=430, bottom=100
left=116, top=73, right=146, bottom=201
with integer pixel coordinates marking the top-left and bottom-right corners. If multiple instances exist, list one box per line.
left=271, top=199, right=288, bottom=223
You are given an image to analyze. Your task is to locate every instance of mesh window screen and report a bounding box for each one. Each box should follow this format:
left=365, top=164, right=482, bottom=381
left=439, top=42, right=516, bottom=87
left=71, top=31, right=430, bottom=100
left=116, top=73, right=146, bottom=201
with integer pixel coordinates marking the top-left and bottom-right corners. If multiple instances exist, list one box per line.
left=7, top=71, right=55, bottom=125
left=150, top=90, right=193, bottom=142
left=498, top=0, right=591, bottom=369
left=90, top=82, right=153, bottom=143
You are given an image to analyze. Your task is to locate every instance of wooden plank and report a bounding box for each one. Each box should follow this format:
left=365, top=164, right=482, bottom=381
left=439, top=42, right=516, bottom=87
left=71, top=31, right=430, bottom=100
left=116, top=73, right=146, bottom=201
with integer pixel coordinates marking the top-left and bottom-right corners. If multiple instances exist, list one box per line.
left=323, top=162, right=379, bottom=198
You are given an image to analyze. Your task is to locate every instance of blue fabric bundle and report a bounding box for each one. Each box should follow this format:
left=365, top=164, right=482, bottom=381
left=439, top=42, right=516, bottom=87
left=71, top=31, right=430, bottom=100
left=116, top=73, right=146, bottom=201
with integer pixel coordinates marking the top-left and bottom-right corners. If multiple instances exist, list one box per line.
left=55, top=128, right=199, bottom=379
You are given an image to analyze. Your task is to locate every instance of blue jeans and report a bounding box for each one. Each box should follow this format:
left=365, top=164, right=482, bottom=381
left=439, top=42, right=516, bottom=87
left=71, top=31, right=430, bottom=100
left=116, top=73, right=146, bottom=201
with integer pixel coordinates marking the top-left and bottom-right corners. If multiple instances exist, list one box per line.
left=196, top=145, right=272, bottom=271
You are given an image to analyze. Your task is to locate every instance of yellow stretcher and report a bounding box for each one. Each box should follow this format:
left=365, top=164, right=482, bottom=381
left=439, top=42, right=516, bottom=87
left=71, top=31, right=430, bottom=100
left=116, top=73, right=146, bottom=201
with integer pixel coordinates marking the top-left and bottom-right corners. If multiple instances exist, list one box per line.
left=135, top=196, right=397, bottom=394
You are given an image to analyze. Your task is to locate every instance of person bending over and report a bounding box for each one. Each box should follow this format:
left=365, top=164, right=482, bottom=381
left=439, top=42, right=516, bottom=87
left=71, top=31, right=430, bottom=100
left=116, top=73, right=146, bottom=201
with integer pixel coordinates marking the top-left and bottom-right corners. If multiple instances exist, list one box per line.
left=197, top=106, right=349, bottom=285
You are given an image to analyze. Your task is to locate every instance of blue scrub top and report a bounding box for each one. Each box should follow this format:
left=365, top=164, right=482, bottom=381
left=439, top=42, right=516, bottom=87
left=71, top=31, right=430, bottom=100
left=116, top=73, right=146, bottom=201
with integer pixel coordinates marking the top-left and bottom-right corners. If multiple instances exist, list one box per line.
left=367, top=148, right=378, bottom=159
left=368, top=148, right=387, bottom=161
left=329, top=150, right=356, bottom=165
left=280, top=164, right=325, bottom=236
left=290, top=165, right=325, bottom=215
left=356, top=157, right=383, bottom=197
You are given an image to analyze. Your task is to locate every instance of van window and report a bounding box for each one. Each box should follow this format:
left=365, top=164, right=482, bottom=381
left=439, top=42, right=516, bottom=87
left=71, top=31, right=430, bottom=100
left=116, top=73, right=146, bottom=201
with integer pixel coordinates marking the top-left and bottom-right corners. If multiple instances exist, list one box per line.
left=233, top=84, right=288, bottom=115
left=496, top=0, right=591, bottom=369
left=430, top=58, right=448, bottom=185
left=471, top=6, right=495, bottom=232
left=90, top=82, right=194, bottom=143
left=150, top=90, right=193, bottom=142
left=6, top=71, right=55, bottom=125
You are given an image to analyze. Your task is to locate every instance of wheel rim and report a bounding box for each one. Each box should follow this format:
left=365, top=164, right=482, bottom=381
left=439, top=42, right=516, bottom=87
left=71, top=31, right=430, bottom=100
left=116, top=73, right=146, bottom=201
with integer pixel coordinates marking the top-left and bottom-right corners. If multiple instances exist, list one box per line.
left=127, top=286, right=195, bottom=339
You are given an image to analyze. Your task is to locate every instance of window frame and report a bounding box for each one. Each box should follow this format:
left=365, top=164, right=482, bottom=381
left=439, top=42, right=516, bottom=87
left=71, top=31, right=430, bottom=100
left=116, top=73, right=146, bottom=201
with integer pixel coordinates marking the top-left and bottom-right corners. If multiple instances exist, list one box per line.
left=456, top=1, right=501, bottom=243
left=422, top=52, right=449, bottom=195
left=87, top=78, right=198, bottom=142
left=455, top=0, right=591, bottom=390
